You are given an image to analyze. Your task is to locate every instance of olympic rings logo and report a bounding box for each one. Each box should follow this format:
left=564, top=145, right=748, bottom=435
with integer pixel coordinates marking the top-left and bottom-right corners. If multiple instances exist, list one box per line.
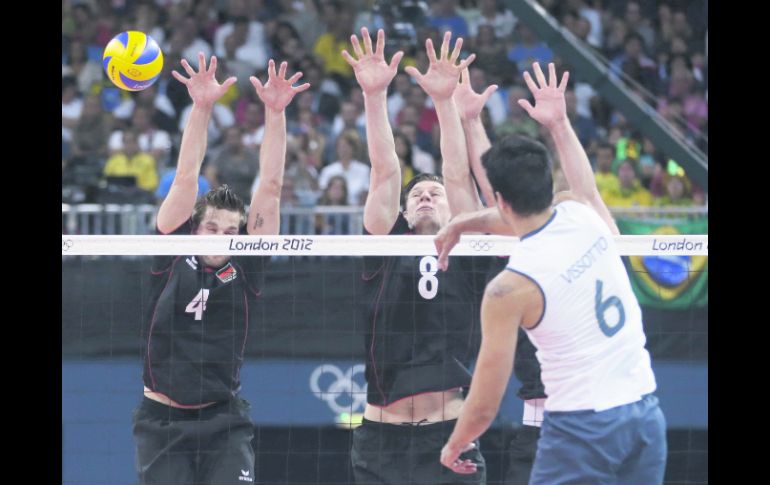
left=309, top=364, right=367, bottom=414
left=468, top=240, right=493, bottom=251
left=62, top=239, right=74, bottom=251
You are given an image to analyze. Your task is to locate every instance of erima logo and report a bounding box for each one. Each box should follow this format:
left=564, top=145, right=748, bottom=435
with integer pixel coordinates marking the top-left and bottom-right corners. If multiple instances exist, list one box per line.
left=186, top=257, right=198, bottom=270
left=238, top=469, right=253, bottom=482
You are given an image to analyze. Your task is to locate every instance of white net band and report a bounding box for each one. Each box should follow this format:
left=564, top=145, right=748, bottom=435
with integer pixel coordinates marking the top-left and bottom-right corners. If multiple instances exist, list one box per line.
left=62, top=234, right=709, bottom=256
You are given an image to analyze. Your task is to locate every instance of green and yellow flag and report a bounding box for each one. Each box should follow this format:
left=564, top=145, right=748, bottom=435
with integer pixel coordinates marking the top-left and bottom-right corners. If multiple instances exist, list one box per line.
left=617, top=218, right=708, bottom=309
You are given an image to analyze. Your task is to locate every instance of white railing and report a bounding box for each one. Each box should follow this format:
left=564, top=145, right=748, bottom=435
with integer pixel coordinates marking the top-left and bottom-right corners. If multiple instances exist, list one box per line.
left=62, top=204, right=707, bottom=235
left=61, top=204, right=366, bottom=235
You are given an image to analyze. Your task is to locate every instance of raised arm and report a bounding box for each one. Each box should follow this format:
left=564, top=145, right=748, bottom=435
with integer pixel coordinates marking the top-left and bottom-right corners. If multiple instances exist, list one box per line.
left=342, top=28, right=404, bottom=235
left=247, top=60, right=310, bottom=235
left=158, top=53, right=235, bottom=233
left=405, top=32, right=478, bottom=216
left=518, top=62, right=619, bottom=235
left=453, top=68, right=497, bottom=208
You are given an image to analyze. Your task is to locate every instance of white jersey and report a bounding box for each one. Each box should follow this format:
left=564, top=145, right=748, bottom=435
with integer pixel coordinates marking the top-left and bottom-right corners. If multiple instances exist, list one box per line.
left=507, top=200, right=656, bottom=412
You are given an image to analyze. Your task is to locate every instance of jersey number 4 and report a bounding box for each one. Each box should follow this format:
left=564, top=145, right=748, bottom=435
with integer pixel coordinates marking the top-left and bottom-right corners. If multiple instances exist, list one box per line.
left=185, top=289, right=210, bottom=321
left=595, top=280, right=625, bottom=337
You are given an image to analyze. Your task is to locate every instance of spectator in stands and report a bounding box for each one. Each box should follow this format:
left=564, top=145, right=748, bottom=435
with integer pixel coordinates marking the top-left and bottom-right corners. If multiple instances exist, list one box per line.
left=601, top=158, right=653, bottom=207
left=330, top=100, right=367, bottom=149
left=281, top=138, right=321, bottom=207
left=177, top=91, right=236, bottom=148
left=387, top=72, right=414, bottom=125
left=214, top=15, right=269, bottom=74
left=156, top=170, right=210, bottom=204
left=594, top=141, right=620, bottom=195
left=468, top=0, right=517, bottom=39
left=103, top=130, right=159, bottom=193
left=566, top=88, right=599, bottom=151
left=62, top=76, right=83, bottom=158
left=278, top=0, right=324, bottom=50
left=566, top=0, right=603, bottom=48
left=112, top=83, right=177, bottom=133
left=70, top=94, right=111, bottom=163
left=319, top=130, right=370, bottom=206
left=239, top=101, right=265, bottom=151
left=426, top=0, right=470, bottom=38
left=496, top=86, right=539, bottom=139
left=61, top=39, right=103, bottom=95
left=205, top=125, right=260, bottom=203
left=398, top=121, right=437, bottom=175
left=623, top=1, right=655, bottom=50
left=315, top=175, right=350, bottom=234
left=393, top=130, right=420, bottom=188
left=167, top=15, right=213, bottom=69
left=507, top=23, right=553, bottom=73
left=471, top=24, right=515, bottom=85
left=109, top=106, right=173, bottom=170
left=313, top=5, right=355, bottom=87
left=611, top=32, right=657, bottom=92
left=654, top=169, right=695, bottom=207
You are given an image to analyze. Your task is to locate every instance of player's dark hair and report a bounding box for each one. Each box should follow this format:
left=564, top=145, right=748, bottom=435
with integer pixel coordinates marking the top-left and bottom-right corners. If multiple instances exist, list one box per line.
left=482, top=135, right=553, bottom=216
left=192, top=185, right=247, bottom=229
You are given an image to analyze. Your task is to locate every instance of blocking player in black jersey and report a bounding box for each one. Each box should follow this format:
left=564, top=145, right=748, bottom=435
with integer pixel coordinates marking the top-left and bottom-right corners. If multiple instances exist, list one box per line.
left=131, top=53, right=309, bottom=485
left=342, top=28, right=491, bottom=484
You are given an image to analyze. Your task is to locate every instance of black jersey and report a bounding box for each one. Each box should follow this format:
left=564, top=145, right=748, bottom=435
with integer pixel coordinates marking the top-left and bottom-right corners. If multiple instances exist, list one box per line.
left=359, top=215, right=493, bottom=406
left=514, top=330, right=546, bottom=400
left=142, top=219, right=267, bottom=405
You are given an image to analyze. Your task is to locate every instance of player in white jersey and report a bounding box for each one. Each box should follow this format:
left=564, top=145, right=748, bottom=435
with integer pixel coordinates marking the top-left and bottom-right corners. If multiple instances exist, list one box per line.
left=434, top=62, right=667, bottom=484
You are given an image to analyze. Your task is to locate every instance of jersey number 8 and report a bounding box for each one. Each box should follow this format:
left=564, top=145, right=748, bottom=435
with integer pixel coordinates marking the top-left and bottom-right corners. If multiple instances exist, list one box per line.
left=418, top=256, right=439, bottom=300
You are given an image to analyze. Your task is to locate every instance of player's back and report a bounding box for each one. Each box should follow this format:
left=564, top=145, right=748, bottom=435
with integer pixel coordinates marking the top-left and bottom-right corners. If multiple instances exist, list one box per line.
left=507, top=200, right=656, bottom=412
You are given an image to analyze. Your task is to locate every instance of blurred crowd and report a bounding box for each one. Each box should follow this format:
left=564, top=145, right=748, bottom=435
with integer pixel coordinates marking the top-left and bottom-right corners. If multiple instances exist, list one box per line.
left=62, top=0, right=707, bottom=211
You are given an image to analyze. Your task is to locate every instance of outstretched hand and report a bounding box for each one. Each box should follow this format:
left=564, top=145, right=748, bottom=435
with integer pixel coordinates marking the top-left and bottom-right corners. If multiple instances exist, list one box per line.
left=250, top=59, right=311, bottom=112
left=453, top=67, right=498, bottom=121
left=405, top=31, right=475, bottom=102
left=518, top=62, right=570, bottom=129
left=172, top=52, right=236, bottom=108
left=342, top=27, right=403, bottom=95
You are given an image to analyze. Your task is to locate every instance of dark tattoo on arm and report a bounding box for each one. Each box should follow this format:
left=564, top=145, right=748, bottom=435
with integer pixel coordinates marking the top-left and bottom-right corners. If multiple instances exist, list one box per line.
left=253, top=213, right=264, bottom=229
left=488, top=281, right=515, bottom=298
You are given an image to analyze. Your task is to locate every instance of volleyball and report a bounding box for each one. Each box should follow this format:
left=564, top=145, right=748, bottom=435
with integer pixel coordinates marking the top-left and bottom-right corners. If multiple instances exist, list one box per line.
left=102, top=31, right=164, bottom=91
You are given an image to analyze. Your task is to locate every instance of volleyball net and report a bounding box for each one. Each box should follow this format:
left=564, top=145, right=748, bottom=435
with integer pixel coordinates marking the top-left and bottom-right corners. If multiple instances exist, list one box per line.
left=62, top=233, right=708, bottom=485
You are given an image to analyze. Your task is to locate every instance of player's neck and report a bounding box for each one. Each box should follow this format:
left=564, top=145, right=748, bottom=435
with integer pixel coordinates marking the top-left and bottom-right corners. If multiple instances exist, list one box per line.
left=511, top=208, right=555, bottom=238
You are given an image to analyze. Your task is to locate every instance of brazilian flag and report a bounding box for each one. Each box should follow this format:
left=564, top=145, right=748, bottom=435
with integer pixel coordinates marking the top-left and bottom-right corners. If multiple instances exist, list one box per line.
left=617, top=218, right=708, bottom=309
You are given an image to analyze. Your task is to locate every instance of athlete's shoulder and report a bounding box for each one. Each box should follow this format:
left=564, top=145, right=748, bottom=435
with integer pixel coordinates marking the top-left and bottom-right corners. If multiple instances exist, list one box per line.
left=485, top=269, right=544, bottom=329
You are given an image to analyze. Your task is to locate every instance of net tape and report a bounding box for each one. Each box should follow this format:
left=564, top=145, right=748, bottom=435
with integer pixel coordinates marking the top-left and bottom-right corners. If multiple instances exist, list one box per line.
left=62, top=234, right=708, bottom=256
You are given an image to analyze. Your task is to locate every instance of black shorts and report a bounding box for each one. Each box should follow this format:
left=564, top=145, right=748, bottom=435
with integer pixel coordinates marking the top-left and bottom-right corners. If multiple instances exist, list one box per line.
left=132, top=396, right=255, bottom=485
left=351, top=418, right=486, bottom=485
left=504, top=424, right=541, bottom=485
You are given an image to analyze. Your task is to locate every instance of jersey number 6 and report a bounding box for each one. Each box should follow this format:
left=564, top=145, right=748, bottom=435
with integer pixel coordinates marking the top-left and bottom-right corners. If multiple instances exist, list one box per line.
left=595, top=280, right=625, bottom=337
